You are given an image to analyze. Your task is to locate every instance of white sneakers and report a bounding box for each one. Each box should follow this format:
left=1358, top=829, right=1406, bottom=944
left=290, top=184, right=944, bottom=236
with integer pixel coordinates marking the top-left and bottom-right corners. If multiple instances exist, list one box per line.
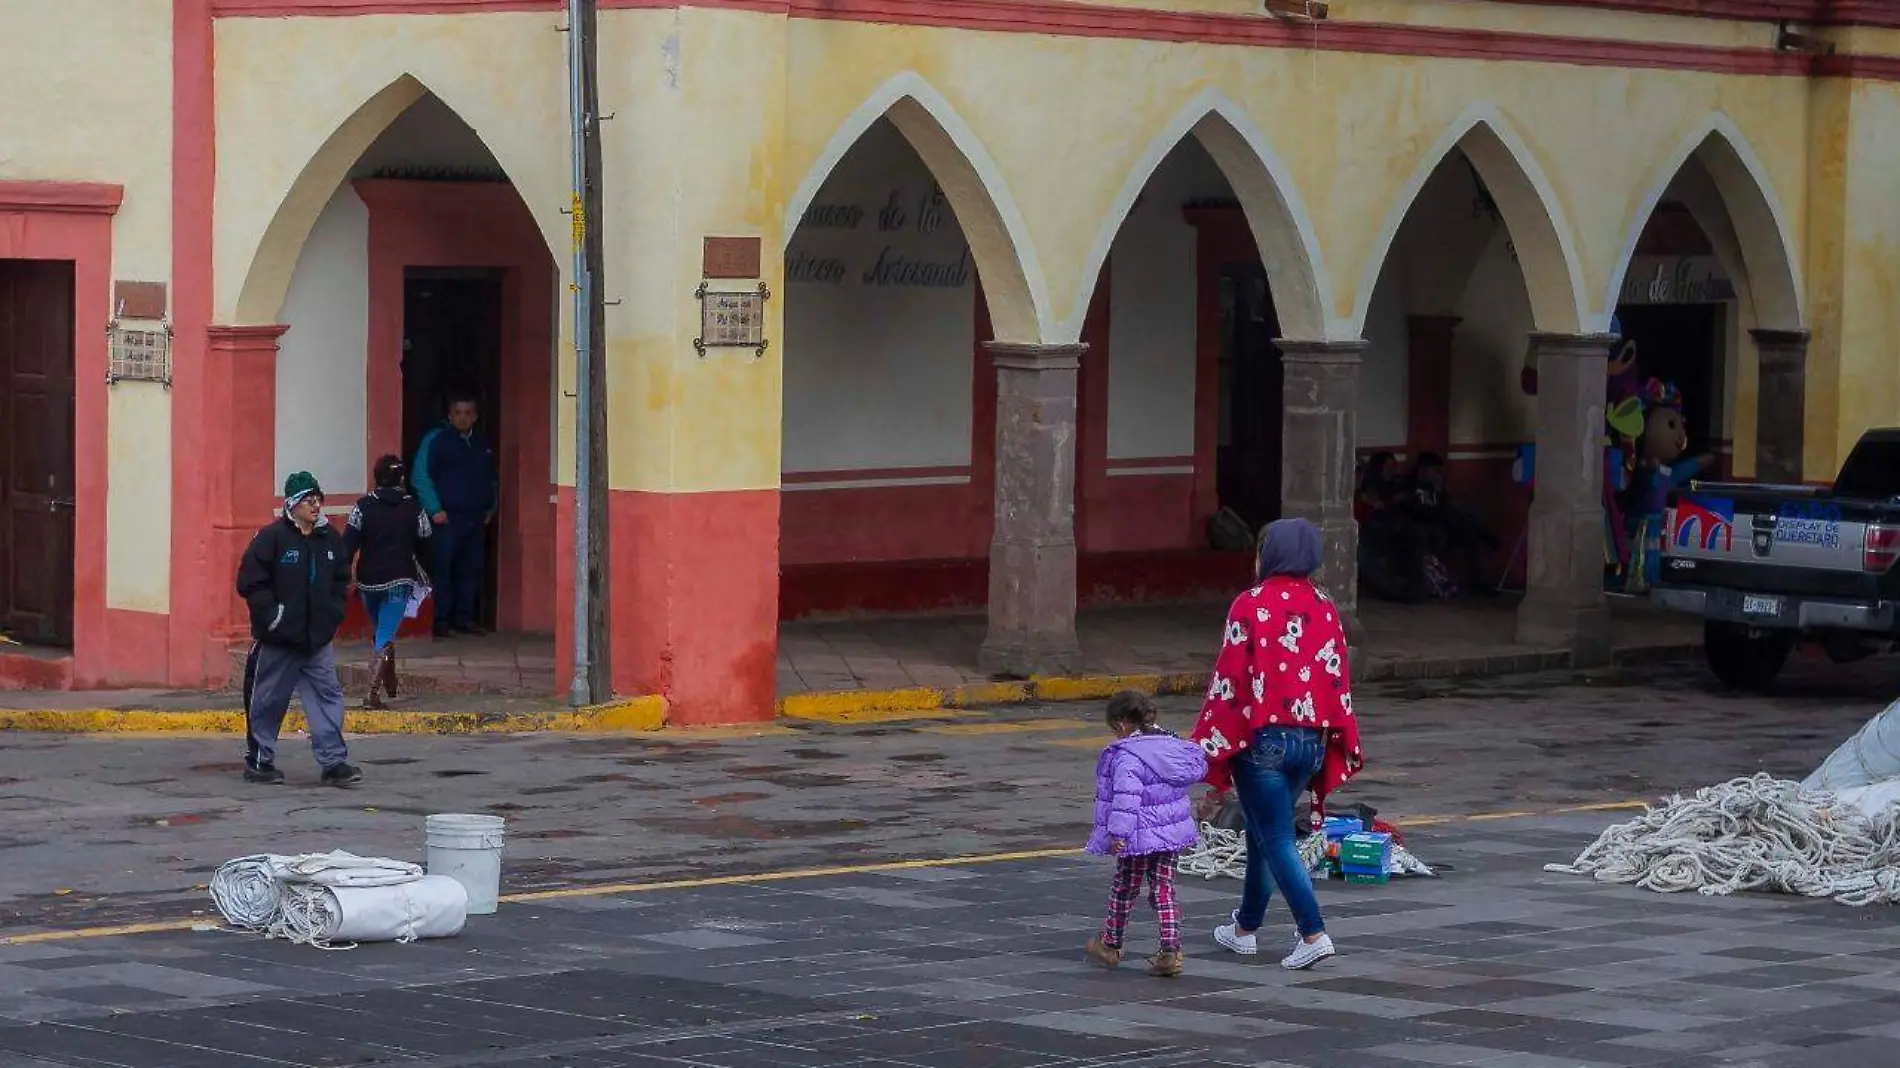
left=1280, top=932, right=1336, bottom=970
left=1213, top=918, right=1257, bottom=956
left=1214, top=910, right=1336, bottom=970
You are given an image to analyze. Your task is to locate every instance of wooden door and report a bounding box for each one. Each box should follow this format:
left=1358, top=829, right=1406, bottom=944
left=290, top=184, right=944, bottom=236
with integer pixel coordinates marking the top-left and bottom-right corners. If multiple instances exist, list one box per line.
left=0, top=260, right=77, bottom=646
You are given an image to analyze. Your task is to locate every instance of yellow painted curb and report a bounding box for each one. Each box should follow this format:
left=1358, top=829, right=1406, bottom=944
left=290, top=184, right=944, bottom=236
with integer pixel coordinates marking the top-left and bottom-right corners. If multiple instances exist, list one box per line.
left=779, top=671, right=1204, bottom=724
left=2, top=666, right=1208, bottom=734
left=0, top=695, right=668, bottom=735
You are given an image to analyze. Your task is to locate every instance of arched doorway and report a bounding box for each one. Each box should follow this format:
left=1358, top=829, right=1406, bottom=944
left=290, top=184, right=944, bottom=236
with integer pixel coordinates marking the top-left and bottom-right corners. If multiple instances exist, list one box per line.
left=776, top=81, right=1042, bottom=627
left=1352, top=113, right=1584, bottom=601
left=1067, top=96, right=1329, bottom=601
left=1606, top=120, right=1806, bottom=485
left=225, top=84, right=558, bottom=691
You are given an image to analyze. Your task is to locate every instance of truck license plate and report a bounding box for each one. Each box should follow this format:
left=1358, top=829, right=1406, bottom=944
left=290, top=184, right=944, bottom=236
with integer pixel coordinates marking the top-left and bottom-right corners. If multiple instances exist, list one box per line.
left=1742, top=595, right=1782, bottom=617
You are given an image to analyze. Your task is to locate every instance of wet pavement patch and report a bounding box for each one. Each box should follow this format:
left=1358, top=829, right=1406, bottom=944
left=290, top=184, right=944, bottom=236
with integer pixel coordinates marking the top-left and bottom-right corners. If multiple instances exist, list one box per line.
left=693, top=792, right=770, bottom=806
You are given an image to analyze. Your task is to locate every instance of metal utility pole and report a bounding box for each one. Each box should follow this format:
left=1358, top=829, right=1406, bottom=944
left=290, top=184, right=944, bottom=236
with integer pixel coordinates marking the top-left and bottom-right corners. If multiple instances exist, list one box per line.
left=565, top=0, right=611, bottom=705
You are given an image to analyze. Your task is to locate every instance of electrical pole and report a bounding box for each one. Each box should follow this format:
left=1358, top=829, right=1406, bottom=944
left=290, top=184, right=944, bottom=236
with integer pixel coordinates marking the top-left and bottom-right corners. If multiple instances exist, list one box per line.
left=565, top=0, right=611, bottom=705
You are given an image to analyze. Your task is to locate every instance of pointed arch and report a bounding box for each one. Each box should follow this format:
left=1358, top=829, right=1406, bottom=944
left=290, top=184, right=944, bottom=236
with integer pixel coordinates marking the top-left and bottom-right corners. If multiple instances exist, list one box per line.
left=232, top=73, right=559, bottom=328
left=1603, top=112, right=1802, bottom=331
left=784, top=73, right=1046, bottom=344
left=233, top=75, right=427, bottom=325
left=1068, top=88, right=1329, bottom=342
left=1352, top=103, right=1587, bottom=336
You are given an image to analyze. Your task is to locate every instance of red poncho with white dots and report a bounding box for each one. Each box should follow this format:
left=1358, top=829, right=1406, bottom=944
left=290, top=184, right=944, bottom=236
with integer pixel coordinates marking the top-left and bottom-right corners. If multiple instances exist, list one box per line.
left=1190, top=575, right=1365, bottom=806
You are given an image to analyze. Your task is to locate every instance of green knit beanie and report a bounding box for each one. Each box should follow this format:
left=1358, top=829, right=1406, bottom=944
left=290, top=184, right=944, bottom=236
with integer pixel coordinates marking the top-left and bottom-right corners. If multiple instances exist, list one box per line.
left=283, top=471, right=323, bottom=508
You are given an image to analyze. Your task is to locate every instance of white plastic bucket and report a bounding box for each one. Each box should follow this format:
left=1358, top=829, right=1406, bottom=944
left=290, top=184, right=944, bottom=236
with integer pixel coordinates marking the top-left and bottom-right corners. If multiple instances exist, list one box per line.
left=424, top=813, right=505, bottom=915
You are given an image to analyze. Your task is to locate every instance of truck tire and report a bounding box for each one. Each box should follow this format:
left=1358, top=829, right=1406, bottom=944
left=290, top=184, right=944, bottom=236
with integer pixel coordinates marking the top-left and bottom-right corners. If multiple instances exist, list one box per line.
left=1704, top=622, right=1793, bottom=690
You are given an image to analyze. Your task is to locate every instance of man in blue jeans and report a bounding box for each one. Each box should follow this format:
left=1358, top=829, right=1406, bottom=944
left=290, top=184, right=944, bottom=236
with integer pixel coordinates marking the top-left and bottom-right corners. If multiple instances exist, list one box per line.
left=412, top=394, right=498, bottom=638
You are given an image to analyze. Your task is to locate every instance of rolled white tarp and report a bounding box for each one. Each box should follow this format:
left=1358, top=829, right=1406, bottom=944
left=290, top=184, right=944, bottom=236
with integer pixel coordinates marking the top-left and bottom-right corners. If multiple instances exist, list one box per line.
left=1803, top=696, right=1900, bottom=795
left=326, top=875, right=469, bottom=942
left=211, top=852, right=468, bottom=948
left=1803, top=696, right=1900, bottom=823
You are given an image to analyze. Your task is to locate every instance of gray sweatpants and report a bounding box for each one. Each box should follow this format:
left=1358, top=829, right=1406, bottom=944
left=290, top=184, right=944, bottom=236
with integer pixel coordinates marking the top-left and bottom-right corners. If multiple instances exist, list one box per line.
left=245, top=642, right=349, bottom=771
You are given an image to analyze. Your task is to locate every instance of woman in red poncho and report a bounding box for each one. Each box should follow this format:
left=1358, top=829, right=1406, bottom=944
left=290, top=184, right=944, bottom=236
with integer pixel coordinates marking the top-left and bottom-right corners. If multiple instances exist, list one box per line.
left=1191, top=518, right=1363, bottom=970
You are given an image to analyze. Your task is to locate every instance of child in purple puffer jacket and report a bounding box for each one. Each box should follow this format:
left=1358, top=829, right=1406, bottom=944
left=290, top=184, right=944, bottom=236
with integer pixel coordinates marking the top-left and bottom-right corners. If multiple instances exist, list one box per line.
left=1085, top=691, right=1208, bottom=977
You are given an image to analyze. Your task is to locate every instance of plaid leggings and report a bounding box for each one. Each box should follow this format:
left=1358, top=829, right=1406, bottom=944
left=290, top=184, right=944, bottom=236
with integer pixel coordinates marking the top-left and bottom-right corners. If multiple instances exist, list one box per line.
left=1102, top=852, right=1181, bottom=952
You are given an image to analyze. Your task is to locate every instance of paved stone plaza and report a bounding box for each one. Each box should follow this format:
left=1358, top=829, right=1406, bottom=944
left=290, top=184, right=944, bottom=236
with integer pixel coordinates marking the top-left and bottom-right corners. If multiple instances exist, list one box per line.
left=1, top=658, right=1898, bottom=1066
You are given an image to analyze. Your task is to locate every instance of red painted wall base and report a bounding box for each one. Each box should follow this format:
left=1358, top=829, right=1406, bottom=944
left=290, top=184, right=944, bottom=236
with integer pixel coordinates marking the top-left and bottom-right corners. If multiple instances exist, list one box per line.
left=553, top=488, right=781, bottom=727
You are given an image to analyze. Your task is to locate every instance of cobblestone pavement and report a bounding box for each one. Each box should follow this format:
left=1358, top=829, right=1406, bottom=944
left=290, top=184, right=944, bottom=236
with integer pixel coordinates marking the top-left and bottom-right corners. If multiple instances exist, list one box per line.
left=1, top=656, right=1897, bottom=1066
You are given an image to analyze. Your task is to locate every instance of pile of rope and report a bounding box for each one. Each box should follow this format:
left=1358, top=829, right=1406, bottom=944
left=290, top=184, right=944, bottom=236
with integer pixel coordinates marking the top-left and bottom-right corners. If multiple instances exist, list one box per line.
left=1545, top=774, right=1900, bottom=907
left=1178, top=823, right=1434, bottom=880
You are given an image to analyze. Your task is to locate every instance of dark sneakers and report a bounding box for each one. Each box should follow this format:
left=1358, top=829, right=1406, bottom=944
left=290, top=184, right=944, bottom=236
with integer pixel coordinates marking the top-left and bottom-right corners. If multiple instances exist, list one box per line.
left=243, top=763, right=285, bottom=785
left=320, top=762, right=365, bottom=788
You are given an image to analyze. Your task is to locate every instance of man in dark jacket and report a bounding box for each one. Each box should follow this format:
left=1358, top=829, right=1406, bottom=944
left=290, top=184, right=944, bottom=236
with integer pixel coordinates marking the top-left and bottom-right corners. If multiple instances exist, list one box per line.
left=412, top=394, right=498, bottom=638
left=234, top=471, right=362, bottom=787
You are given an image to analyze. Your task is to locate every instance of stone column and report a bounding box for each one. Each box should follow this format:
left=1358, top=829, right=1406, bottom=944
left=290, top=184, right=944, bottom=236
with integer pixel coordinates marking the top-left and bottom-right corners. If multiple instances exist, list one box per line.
left=1278, top=340, right=1365, bottom=624
left=1515, top=331, right=1617, bottom=666
left=205, top=324, right=288, bottom=639
left=980, top=342, right=1085, bottom=677
left=1750, top=328, right=1809, bottom=485
left=1405, top=315, right=1460, bottom=460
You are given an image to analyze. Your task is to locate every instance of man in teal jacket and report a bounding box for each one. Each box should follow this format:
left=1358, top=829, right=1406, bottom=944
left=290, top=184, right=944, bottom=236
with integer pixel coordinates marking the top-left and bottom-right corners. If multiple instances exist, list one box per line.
left=412, top=394, right=499, bottom=637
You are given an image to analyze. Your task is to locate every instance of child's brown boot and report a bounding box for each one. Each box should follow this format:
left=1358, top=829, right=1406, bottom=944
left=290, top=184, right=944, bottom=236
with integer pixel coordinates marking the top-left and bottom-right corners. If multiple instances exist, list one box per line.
left=1148, top=949, right=1184, bottom=978
left=1084, top=938, right=1122, bottom=969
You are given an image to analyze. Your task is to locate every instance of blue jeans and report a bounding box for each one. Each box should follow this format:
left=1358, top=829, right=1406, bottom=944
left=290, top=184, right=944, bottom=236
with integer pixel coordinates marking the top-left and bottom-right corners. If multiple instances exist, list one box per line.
left=1234, top=726, right=1327, bottom=938
left=359, top=587, right=408, bottom=652
left=432, top=513, right=485, bottom=631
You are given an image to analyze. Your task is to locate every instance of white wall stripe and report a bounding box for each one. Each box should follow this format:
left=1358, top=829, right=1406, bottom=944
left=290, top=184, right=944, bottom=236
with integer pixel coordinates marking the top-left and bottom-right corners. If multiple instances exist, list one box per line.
left=782, top=475, right=973, bottom=492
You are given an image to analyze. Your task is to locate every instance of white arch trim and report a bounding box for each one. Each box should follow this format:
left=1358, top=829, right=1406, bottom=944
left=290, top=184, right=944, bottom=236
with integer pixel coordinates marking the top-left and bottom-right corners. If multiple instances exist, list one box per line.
left=1600, top=111, right=1804, bottom=330
left=1349, top=102, right=1589, bottom=337
left=1065, top=88, right=1333, bottom=342
left=782, top=71, right=1051, bottom=341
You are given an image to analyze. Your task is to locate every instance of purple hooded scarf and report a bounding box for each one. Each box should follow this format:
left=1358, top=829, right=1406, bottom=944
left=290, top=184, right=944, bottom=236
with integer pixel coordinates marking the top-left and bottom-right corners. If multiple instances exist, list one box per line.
left=1086, top=731, right=1208, bottom=857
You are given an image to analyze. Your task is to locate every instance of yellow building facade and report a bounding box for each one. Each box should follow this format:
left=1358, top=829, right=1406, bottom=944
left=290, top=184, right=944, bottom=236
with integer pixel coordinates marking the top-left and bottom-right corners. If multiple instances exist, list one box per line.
left=0, top=0, right=1895, bottom=722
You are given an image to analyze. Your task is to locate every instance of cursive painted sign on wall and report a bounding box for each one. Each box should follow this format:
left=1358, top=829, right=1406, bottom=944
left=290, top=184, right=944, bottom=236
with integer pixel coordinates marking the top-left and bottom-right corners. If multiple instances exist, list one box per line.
left=790, top=182, right=971, bottom=288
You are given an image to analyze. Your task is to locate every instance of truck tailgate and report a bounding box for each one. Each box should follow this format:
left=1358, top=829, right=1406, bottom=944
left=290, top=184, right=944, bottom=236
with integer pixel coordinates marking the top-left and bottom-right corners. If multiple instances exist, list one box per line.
left=1663, top=485, right=1888, bottom=599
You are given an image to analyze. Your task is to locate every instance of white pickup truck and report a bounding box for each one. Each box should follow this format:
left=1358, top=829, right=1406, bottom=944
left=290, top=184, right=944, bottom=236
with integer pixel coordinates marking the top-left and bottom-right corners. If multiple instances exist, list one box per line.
left=1650, top=428, right=1900, bottom=689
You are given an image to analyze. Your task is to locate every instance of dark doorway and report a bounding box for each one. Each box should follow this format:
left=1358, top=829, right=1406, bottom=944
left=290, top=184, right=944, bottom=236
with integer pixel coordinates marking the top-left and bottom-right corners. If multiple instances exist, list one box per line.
left=1614, top=303, right=1723, bottom=450
left=0, top=260, right=77, bottom=646
left=1216, top=261, right=1284, bottom=532
left=402, top=268, right=504, bottom=629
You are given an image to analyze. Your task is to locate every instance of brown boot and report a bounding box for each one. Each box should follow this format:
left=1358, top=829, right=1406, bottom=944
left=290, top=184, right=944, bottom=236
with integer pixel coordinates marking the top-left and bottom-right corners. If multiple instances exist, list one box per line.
left=1148, top=949, right=1184, bottom=978
left=363, top=652, right=388, bottom=710
left=1084, top=938, right=1122, bottom=969
left=379, top=643, right=399, bottom=699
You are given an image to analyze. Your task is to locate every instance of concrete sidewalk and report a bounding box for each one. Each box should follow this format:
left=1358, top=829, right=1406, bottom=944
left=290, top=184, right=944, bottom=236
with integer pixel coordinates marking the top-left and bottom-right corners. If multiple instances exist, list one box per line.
left=0, top=596, right=1701, bottom=731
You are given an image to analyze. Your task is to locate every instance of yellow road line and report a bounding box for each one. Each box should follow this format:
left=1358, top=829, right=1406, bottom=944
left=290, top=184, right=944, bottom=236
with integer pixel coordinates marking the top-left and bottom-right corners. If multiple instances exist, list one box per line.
left=500, top=847, right=1087, bottom=903
left=0, top=797, right=1654, bottom=947
left=1400, top=799, right=1648, bottom=827
left=1, top=919, right=207, bottom=945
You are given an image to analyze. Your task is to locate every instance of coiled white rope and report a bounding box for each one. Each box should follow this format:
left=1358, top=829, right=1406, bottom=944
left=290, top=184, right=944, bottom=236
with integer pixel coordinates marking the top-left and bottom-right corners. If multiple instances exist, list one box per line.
left=1545, top=773, right=1900, bottom=907
left=1178, top=823, right=1433, bottom=879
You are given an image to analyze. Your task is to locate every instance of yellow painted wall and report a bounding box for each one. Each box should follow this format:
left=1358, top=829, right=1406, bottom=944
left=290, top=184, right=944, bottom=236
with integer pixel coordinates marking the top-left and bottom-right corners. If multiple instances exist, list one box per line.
left=0, top=0, right=174, bottom=614
left=211, top=6, right=1890, bottom=499
left=1823, top=79, right=1900, bottom=473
